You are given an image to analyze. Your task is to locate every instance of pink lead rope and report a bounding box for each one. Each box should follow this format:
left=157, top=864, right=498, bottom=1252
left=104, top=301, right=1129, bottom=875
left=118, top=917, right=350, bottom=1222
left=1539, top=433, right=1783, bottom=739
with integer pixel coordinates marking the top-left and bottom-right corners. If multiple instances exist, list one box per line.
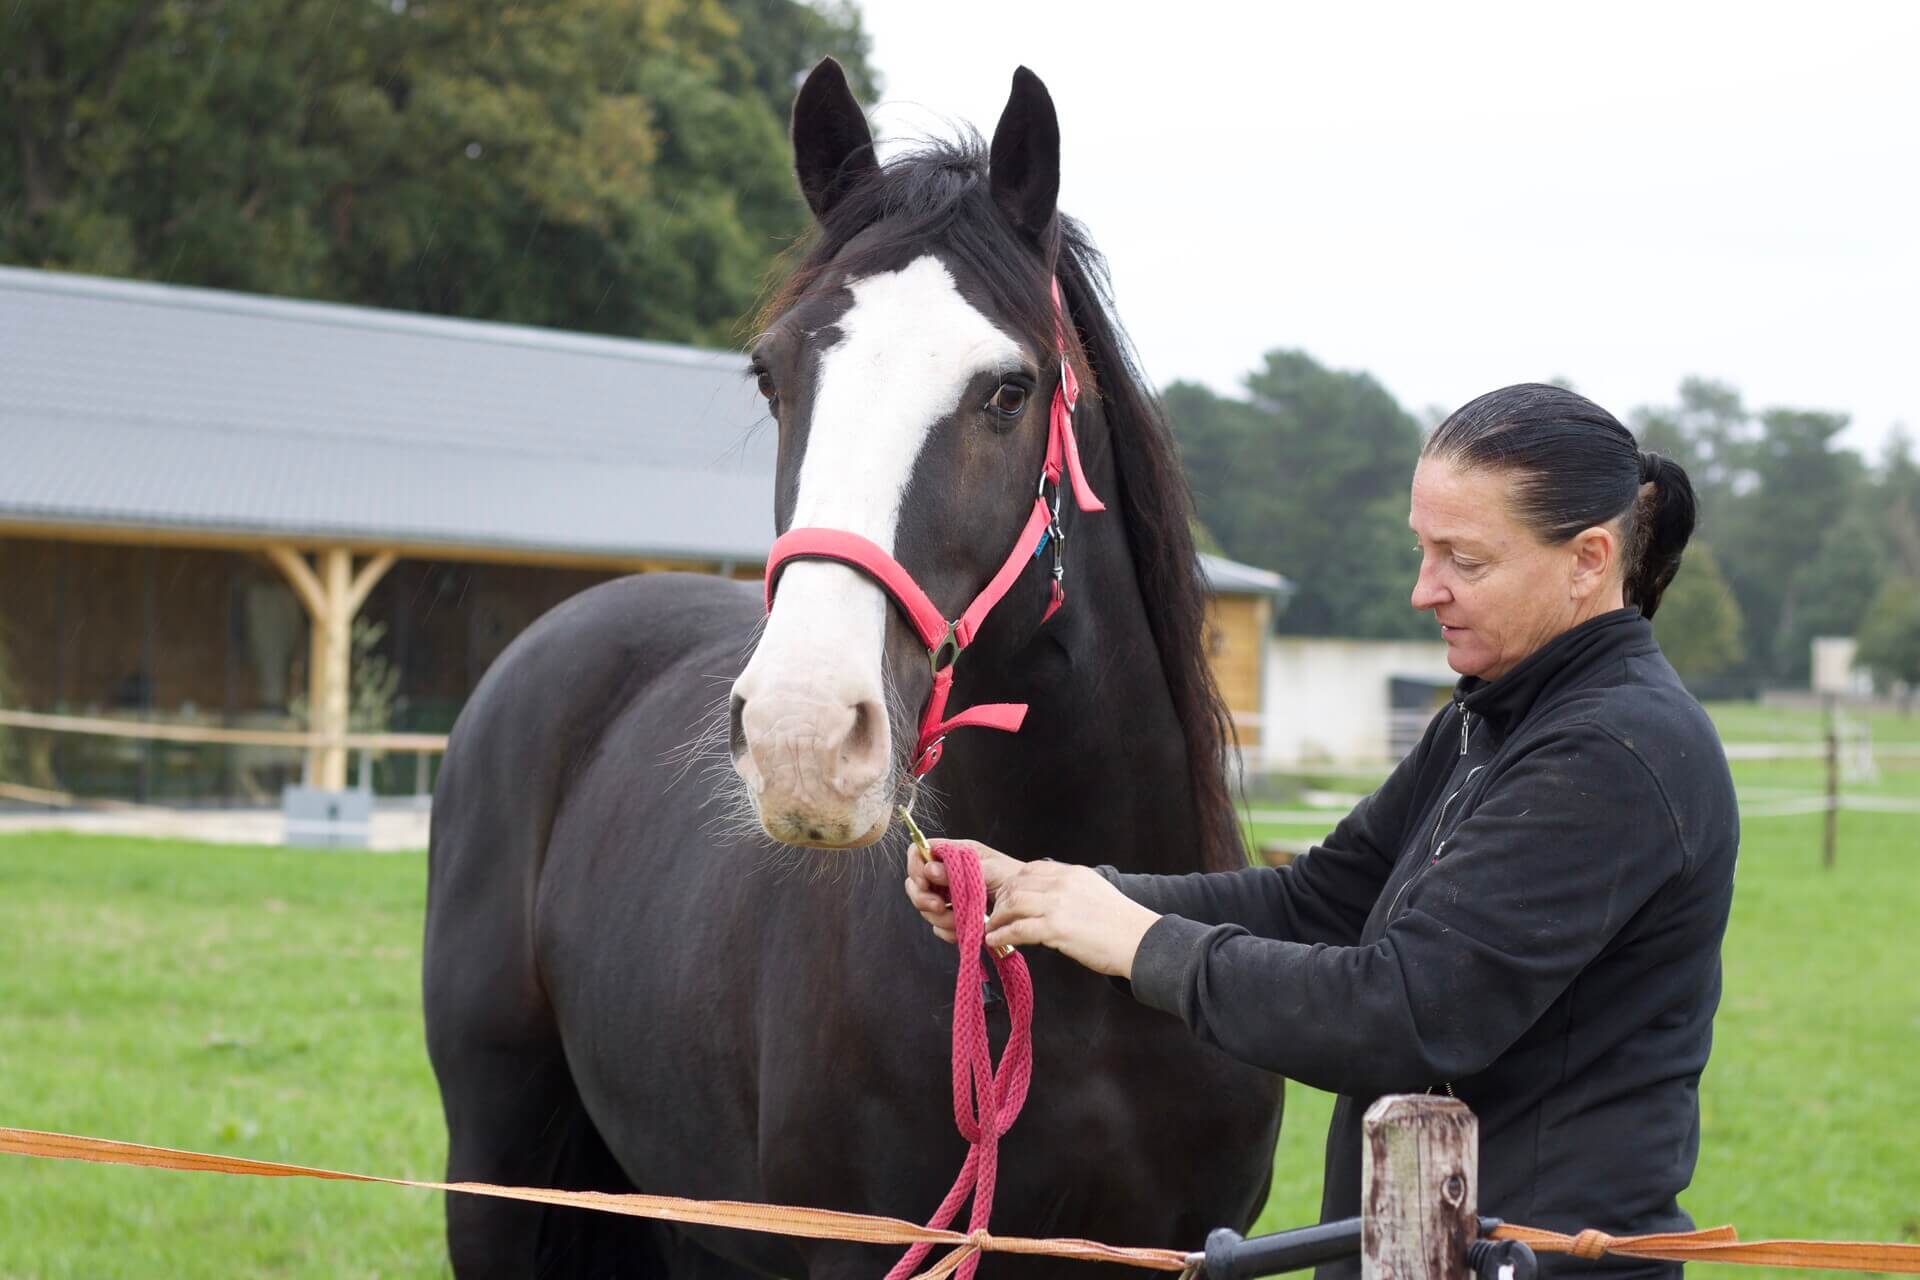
left=884, top=839, right=1034, bottom=1280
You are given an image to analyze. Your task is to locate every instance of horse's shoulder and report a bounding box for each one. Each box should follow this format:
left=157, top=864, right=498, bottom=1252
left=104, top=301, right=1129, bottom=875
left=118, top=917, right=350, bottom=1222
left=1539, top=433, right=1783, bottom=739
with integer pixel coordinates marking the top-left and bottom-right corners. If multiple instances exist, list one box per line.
left=545, top=571, right=760, bottom=640
left=454, top=572, right=757, bottom=739
left=510, top=571, right=754, bottom=661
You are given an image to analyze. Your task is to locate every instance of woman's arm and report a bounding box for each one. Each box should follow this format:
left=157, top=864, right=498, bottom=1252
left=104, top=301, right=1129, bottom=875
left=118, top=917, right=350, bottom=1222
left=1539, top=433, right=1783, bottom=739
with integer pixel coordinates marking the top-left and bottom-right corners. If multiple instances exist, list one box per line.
left=1124, top=724, right=1692, bottom=1097
left=1099, top=711, right=1443, bottom=946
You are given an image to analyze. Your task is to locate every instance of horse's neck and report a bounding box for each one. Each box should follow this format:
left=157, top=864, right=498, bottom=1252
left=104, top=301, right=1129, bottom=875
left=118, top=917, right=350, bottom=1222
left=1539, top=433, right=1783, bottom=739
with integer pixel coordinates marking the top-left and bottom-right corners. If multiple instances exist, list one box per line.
left=932, top=472, right=1215, bottom=878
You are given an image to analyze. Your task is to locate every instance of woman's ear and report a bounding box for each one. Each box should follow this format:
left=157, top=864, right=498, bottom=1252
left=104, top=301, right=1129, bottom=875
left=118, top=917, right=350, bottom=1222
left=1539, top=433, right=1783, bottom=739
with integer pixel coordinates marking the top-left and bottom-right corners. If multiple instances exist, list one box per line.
left=1569, top=524, right=1619, bottom=601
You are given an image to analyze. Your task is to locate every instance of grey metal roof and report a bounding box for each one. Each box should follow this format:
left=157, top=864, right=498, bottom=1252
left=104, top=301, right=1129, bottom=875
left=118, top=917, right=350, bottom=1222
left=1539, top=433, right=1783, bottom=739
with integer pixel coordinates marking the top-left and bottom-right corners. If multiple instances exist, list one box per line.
left=0, top=265, right=1285, bottom=593
left=1199, top=553, right=1290, bottom=599
left=0, top=266, right=778, bottom=562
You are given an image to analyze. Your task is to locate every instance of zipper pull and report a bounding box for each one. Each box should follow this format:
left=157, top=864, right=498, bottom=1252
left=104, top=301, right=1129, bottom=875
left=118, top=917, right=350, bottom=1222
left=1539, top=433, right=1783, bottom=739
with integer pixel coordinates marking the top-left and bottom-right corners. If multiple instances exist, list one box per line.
left=1458, top=702, right=1472, bottom=756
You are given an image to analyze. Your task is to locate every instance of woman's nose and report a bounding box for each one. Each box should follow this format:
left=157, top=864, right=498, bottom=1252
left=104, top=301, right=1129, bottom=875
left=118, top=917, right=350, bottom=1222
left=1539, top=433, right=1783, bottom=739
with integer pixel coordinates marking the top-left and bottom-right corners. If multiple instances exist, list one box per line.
left=1410, top=566, right=1448, bottom=611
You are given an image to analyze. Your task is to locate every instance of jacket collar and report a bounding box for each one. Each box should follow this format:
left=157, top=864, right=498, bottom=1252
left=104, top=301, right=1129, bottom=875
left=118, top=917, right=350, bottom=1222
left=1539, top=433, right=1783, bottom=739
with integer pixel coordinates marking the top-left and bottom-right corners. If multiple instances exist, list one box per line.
left=1456, top=607, right=1655, bottom=732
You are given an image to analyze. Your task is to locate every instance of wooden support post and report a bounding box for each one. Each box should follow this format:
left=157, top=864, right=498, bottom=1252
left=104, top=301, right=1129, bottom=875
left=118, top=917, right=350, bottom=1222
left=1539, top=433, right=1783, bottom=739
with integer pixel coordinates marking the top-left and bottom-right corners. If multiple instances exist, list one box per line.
left=1363, top=1094, right=1477, bottom=1280
left=319, top=548, right=351, bottom=790
left=265, top=545, right=397, bottom=791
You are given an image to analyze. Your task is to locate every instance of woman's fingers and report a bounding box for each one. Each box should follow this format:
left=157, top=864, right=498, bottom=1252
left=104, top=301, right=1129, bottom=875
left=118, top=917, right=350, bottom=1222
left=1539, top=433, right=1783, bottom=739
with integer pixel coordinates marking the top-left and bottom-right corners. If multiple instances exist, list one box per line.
left=983, top=887, right=1039, bottom=933
left=903, top=844, right=956, bottom=941
left=905, top=879, right=954, bottom=922
left=985, top=915, right=1050, bottom=951
left=906, top=881, right=950, bottom=914
left=939, top=839, right=1024, bottom=894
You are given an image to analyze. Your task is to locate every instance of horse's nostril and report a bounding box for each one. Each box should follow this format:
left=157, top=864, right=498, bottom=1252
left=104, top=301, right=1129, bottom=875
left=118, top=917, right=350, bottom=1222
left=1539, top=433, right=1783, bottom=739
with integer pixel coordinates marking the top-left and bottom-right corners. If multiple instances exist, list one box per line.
left=846, top=699, right=879, bottom=761
left=729, top=695, right=748, bottom=759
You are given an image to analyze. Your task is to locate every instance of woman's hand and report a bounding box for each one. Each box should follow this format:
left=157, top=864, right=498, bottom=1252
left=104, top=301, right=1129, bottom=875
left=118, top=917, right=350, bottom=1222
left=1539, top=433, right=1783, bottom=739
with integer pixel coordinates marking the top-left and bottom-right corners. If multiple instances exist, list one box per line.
left=904, top=838, right=1161, bottom=979
left=904, top=838, right=1026, bottom=944
left=984, top=858, right=1161, bottom=979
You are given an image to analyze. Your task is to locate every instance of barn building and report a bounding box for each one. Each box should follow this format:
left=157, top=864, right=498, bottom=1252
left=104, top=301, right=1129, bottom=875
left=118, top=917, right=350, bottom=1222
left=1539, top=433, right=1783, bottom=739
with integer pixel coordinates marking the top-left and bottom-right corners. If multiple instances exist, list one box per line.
left=0, top=267, right=1285, bottom=804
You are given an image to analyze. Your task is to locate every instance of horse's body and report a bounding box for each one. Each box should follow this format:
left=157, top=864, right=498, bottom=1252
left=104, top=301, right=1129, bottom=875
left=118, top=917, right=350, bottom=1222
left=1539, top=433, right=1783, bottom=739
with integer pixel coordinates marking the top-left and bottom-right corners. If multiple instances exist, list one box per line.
left=425, top=63, right=1283, bottom=1278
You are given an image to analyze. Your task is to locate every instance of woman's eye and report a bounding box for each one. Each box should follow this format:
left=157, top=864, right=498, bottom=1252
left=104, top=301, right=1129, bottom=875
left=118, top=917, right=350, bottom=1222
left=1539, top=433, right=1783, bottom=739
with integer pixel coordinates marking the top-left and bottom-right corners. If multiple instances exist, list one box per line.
left=986, top=382, right=1028, bottom=417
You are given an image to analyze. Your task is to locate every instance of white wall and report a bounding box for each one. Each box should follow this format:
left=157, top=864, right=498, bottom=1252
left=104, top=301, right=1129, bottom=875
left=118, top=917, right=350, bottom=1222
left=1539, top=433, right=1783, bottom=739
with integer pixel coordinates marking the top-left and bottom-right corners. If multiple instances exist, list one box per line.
left=1812, top=636, right=1875, bottom=697
left=1258, top=636, right=1459, bottom=768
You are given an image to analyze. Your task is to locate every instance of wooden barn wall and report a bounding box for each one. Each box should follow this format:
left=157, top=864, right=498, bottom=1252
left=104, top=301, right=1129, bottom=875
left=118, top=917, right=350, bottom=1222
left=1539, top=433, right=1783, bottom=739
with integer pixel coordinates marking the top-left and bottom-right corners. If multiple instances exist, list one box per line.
left=0, top=538, right=255, bottom=713
left=0, top=537, right=637, bottom=726
left=1, top=531, right=1274, bottom=787
left=1204, top=593, right=1272, bottom=749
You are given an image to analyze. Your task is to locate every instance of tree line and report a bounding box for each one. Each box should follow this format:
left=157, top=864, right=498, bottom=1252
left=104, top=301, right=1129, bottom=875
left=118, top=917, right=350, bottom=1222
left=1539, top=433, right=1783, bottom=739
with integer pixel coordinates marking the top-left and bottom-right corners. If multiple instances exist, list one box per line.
left=1170, top=358, right=1920, bottom=693
left=1, top=0, right=877, bottom=347
left=6, top=3, right=1915, bottom=695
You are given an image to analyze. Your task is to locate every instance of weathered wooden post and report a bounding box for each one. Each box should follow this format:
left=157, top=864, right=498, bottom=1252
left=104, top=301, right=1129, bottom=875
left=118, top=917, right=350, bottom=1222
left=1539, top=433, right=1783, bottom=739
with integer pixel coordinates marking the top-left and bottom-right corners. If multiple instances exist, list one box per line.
left=1823, top=694, right=1839, bottom=870
left=1363, top=1095, right=1477, bottom=1280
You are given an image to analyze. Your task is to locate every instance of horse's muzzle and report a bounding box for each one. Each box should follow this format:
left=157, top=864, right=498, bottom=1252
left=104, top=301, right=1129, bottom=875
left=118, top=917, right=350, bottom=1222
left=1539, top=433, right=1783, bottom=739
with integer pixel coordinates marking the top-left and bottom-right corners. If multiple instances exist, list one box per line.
left=729, top=687, right=893, bottom=848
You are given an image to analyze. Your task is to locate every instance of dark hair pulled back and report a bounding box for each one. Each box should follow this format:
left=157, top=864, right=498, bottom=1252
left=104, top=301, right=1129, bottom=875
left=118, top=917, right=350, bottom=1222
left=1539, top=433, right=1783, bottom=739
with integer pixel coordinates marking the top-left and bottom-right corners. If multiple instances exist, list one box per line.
left=1424, top=383, right=1697, bottom=619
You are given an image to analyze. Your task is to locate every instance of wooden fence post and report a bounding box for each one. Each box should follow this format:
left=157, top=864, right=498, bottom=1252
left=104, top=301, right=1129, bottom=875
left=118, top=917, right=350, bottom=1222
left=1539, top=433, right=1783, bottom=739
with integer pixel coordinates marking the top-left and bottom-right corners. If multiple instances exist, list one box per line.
left=1823, top=694, right=1839, bottom=870
left=1363, top=1094, right=1477, bottom=1280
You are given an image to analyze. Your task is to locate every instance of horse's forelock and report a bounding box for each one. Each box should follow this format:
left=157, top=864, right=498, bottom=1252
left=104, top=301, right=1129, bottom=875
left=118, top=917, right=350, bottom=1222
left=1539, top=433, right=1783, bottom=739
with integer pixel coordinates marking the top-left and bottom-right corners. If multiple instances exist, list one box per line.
left=756, top=133, right=1079, bottom=382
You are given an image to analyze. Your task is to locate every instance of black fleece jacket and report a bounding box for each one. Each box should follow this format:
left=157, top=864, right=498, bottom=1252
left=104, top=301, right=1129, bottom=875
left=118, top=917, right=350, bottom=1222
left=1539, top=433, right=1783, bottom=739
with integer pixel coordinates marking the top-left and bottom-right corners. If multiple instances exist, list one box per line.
left=1106, top=609, right=1737, bottom=1280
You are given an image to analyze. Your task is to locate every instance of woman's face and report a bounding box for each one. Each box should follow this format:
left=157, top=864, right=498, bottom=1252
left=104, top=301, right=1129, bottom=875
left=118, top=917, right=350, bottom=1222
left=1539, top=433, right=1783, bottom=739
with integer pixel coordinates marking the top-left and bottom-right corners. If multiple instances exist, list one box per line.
left=1408, top=456, right=1622, bottom=681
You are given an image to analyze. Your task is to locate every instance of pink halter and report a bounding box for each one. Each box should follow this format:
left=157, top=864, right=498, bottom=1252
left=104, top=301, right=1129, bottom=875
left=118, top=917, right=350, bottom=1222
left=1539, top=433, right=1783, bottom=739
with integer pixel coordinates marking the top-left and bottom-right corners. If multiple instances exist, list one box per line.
left=763, top=279, right=1104, bottom=777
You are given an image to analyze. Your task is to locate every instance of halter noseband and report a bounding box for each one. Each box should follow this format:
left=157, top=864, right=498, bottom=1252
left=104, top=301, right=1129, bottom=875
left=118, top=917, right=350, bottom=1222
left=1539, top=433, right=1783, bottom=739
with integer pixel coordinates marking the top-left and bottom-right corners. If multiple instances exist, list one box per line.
left=762, top=279, right=1104, bottom=778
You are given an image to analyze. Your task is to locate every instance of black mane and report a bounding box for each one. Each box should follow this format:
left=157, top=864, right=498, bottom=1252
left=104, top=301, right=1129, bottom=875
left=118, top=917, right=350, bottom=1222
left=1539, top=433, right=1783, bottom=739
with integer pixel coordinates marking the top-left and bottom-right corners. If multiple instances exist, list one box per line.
left=761, top=133, right=1244, bottom=873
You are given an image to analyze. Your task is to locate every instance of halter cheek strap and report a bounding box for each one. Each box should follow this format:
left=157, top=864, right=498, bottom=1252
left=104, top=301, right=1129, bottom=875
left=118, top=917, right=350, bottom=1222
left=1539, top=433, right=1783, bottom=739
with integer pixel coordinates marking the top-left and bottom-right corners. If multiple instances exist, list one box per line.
left=762, top=278, right=1103, bottom=777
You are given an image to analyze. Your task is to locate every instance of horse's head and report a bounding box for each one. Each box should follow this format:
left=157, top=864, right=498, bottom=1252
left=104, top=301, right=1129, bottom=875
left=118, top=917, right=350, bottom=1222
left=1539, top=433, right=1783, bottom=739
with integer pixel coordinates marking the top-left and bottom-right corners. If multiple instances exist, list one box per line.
left=729, top=60, right=1081, bottom=848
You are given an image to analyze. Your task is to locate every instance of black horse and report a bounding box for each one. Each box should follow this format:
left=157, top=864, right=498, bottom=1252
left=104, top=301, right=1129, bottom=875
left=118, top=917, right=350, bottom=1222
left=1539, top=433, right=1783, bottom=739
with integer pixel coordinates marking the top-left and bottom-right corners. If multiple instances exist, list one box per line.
left=424, top=61, right=1284, bottom=1278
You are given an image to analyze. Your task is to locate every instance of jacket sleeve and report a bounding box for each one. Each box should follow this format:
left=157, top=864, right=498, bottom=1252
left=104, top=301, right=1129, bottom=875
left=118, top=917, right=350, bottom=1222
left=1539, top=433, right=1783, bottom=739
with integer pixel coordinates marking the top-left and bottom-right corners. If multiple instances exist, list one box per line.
left=1125, top=724, right=1690, bottom=1097
left=1097, top=712, right=1436, bottom=947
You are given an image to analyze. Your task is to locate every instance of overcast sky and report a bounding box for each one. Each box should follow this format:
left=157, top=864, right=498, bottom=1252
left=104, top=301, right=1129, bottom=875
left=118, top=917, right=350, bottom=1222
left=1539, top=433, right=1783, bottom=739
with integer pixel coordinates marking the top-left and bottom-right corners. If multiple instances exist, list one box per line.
left=851, top=1, right=1918, bottom=458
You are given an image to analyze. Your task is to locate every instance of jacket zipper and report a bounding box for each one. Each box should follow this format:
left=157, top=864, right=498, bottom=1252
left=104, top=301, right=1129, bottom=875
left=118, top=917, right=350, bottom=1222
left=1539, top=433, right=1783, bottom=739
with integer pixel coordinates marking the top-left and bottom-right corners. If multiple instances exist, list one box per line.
left=1381, top=702, right=1482, bottom=929
left=1433, top=697, right=1475, bottom=1101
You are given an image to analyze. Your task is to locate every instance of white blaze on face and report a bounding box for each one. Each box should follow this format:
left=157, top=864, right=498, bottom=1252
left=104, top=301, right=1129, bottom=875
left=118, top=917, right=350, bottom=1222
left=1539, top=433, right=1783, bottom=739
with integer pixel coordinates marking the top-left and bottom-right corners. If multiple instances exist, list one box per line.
left=732, top=255, right=1022, bottom=845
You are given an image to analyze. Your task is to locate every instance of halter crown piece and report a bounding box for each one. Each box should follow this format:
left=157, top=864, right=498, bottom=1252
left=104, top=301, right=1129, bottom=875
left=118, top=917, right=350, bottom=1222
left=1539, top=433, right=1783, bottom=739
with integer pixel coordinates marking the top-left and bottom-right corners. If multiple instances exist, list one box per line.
left=763, top=278, right=1104, bottom=778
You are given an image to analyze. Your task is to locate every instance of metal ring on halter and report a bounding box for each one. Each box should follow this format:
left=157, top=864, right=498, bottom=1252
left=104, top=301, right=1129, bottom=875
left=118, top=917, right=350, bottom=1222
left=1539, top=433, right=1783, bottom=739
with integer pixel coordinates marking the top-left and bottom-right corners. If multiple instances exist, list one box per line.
left=929, top=623, right=961, bottom=675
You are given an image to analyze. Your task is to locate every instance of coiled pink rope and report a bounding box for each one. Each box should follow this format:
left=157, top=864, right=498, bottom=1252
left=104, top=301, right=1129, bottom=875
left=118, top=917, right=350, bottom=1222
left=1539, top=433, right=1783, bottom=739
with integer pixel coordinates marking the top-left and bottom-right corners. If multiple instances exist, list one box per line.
left=886, top=840, right=1036, bottom=1280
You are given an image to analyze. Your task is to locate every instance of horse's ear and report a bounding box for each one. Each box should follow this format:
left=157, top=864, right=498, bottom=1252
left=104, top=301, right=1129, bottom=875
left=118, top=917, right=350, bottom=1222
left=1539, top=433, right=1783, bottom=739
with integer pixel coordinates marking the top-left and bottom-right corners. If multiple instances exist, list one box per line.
left=989, top=66, right=1060, bottom=242
left=792, top=57, right=877, bottom=222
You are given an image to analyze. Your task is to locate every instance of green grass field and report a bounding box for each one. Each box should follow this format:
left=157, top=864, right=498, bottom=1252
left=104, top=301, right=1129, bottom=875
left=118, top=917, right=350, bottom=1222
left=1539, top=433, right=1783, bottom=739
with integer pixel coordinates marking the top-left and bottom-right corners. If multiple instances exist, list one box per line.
left=0, top=704, right=1914, bottom=1277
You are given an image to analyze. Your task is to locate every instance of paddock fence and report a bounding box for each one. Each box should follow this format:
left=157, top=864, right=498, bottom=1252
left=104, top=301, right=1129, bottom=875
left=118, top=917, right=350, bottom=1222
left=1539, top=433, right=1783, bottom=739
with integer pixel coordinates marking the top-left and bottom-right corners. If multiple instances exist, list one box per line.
left=0, top=707, right=449, bottom=810
left=5, top=1095, right=1918, bottom=1279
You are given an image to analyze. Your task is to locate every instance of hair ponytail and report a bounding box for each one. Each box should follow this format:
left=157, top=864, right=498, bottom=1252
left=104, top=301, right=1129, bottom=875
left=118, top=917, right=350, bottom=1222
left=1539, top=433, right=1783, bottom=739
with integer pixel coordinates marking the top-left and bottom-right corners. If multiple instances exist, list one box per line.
left=1626, top=450, right=1697, bottom=620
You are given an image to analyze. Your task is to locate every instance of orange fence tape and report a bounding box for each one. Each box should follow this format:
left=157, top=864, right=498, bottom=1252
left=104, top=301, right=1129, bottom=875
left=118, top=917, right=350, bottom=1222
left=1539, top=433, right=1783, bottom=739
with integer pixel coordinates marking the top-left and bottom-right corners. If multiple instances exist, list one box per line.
left=0, top=1127, right=1190, bottom=1275
left=7, top=1126, right=1919, bottom=1275
left=1491, top=1222, right=1920, bottom=1273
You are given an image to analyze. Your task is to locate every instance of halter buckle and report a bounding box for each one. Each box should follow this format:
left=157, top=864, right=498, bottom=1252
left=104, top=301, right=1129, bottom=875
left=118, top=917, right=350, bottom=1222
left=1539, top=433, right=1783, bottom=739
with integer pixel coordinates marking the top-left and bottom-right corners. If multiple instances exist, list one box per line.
left=911, top=736, right=947, bottom=776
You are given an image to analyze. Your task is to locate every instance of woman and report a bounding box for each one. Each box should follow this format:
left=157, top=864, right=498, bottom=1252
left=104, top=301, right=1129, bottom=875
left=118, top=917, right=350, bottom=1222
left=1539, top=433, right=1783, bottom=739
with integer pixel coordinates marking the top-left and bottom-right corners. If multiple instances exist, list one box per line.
left=907, top=383, right=1738, bottom=1278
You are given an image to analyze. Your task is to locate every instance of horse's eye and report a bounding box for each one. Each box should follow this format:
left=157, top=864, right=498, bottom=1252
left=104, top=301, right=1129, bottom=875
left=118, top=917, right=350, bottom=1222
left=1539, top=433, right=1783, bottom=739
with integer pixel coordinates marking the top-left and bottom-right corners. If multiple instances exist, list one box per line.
left=987, top=382, right=1028, bottom=417
left=755, top=370, right=777, bottom=402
